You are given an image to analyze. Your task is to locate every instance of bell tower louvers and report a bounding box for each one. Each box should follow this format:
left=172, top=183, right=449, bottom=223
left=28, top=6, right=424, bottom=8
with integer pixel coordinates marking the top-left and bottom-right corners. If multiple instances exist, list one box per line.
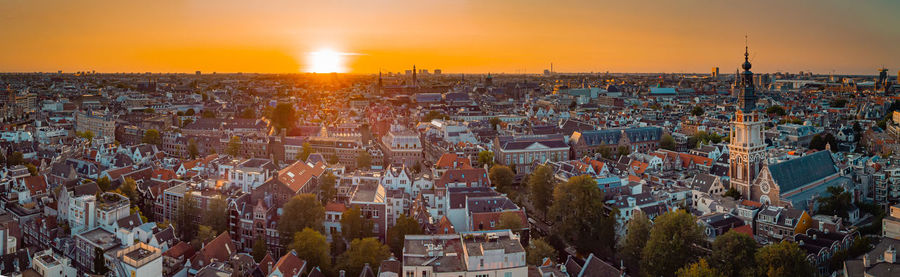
left=728, top=43, right=766, bottom=199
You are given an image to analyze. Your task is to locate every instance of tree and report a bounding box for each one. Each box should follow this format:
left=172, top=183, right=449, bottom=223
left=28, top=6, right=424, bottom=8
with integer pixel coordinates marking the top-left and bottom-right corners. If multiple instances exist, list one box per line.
left=319, top=172, right=337, bottom=205
left=598, top=146, right=613, bottom=159
left=93, top=247, right=109, bottom=274
left=240, top=107, right=256, bottom=119
left=723, top=187, right=741, bottom=200
left=185, top=109, right=196, bottom=116
left=271, top=103, right=297, bottom=131
left=809, top=133, right=837, bottom=151
left=289, top=228, right=331, bottom=271
left=709, top=231, right=758, bottom=277
left=387, top=214, right=423, bottom=257
left=550, top=175, right=617, bottom=257
left=182, top=118, right=194, bottom=127
left=691, top=106, right=705, bottom=117
left=617, top=145, right=630, bottom=157
left=660, top=134, right=676, bottom=150
left=528, top=165, right=554, bottom=214
left=79, top=130, right=95, bottom=142
left=489, top=165, right=515, bottom=192
left=8, top=151, right=23, bottom=166
left=619, top=212, right=651, bottom=276
left=326, top=155, right=339, bottom=164
left=297, top=142, right=312, bottom=161
left=340, top=207, right=374, bottom=241
left=336, top=238, right=391, bottom=277
left=251, top=236, right=268, bottom=262
left=142, top=129, right=162, bottom=146
left=356, top=151, right=372, bottom=169
left=422, top=110, right=449, bottom=122
left=195, top=225, right=217, bottom=245
left=96, top=176, right=111, bottom=191
left=188, top=138, right=199, bottom=159
left=201, top=110, right=216, bottom=118
left=816, top=186, right=853, bottom=219
left=766, top=105, right=786, bottom=116
left=831, top=98, right=848, bottom=108
left=489, top=117, right=502, bottom=130
left=526, top=238, right=557, bottom=266
left=176, top=192, right=200, bottom=242
left=25, top=163, right=38, bottom=176
left=478, top=150, right=494, bottom=167
left=204, top=196, right=229, bottom=234
left=677, top=259, right=724, bottom=277
left=641, top=210, right=705, bottom=277
left=497, top=211, right=523, bottom=230
left=755, top=241, right=815, bottom=277
left=226, top=136, right=242, bottom=157
left=119, top=177, right=138, bottom=204
left=277, top=194, right=325, bottom=245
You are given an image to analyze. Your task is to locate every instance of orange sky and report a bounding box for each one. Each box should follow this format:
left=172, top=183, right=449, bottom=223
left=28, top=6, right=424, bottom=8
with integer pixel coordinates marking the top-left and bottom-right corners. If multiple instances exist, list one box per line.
left=2, top=0, right=899, bottom=74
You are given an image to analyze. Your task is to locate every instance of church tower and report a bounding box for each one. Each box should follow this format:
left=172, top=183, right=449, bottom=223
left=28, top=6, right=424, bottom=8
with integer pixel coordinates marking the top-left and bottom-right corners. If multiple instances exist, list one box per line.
left=728, top=43, right=766, bottom=199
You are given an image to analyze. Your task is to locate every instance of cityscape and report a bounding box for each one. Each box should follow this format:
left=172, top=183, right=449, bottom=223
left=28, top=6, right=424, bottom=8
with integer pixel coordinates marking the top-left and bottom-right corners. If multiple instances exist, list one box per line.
left=2, top=1, right=900, bottom=277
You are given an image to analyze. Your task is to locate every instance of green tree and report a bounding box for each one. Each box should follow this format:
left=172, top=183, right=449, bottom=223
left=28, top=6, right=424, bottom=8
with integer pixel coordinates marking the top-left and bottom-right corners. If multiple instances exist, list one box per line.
left=422, top=110, right=449, bottom=122
left=809, top=133, right=837, bottom=151
left=526, top=238, right=557, bottom=266
left=251, top=236, right=268, bottom=262
left=709, top=231, right=758, bottom=277
left=79, top=130, right=95, bottom=141
left=204, top=196, right=229, bottom=234
left=489, top=165, right=515, bottom=192
left=641, top=210, right=705, bottom=277
left=489, top=117, right=502, bottom=130
left=660, top=134, right=676, bottom=151
left=619, top=211, right=651, bottom=276
left=97, top=176, right=111, bottom=191
left=340, top=206, right=374, bottom=241
left=319, top=172, right=337, bottom=205
left=387, top=214, right=423, bottom=257
left=185, top=109, right=196, bottom=116
left=357, top=151, right=372, bottom=169
left=497, top=211, right=523, bottom=230
left=187, top=138, right=199, bottom=159
left=326, top=155, right=339, bottom=164
left=618, top=145, right=630, bottom=157
left=599, top=147, right=613, bottom=159
left=550, top=175, right=617, bottom=257
left=194, top=225, right=217, bottom=245
left=226, top=136, right=242, bottom=157
left=93, top=247, right=109, bottom=274
left=478, top=150, right=495, bottom=167
left=677, top=259, right=724, bottom=277
left=528, top=165, right=554, bottom=214
left=142, top=129, right=162, bottom=146
left=277, top=194, right=325, bottom=245
left=175, top=192, right=200, bottom=242
left=691, top=106, right=705, bottom=117
left=766, top=105, right=786, bottom=116
left=271, top=103, right=297, bottom=131
left=8, top=151, right=23, bottom=166
left=289, top=228, right=331, bottom=271
left=182, top=118, right=194, bottom=127
left=755, top=241, right=815, bottom=277
left=724, top=187, right=741, bottom=200
left=26, top=163, right=38, bottom=176
left=831, top=99, right=848, bottom=108
left=118, top=177, right=138, bottom=204
left=297, top=142, right=312, bottom=161
left=336, top=238, right=391, bottom=277
left=816, top=186, right=853, bottom=219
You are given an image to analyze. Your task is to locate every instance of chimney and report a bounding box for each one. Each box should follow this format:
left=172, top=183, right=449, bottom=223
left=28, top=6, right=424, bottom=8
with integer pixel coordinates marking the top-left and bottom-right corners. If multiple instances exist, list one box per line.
left=339, top=270, right=346, bottom=277
left=268, top=261, right=273, bottom=274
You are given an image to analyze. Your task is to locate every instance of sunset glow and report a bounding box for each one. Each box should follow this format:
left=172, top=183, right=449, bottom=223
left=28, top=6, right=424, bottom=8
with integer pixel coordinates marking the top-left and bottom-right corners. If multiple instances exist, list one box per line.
left=307, top=49, right=348, bottom=73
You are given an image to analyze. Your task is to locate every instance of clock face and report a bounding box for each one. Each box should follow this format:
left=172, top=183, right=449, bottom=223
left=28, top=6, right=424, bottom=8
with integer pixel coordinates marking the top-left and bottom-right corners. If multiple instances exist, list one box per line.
left=760, top=182, right=771, bottom=194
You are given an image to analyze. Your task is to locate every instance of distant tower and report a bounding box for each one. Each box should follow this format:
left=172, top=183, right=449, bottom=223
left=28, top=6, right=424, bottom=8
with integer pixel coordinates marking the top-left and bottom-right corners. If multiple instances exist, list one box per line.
left=412, top=65, right=417, bottom=89
left=485, top=73, right=493, bottom=87
left=712, top=67, right=719, bottom=79
left=729, top=42, right=767, bottom=203
left=877, top=68, right=888, bottom=91
left=377, top=71, right=383, bottom=93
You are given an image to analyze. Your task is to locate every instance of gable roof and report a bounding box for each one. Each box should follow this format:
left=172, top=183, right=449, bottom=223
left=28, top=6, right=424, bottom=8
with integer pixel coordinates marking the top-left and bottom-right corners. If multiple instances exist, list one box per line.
left=275, top=161, right=327, bottom=193
left=273, top=250, right=307, bottom=276
left=768, top=150, right=837, bottom=193
left=190, top=231, right=235, bottom=270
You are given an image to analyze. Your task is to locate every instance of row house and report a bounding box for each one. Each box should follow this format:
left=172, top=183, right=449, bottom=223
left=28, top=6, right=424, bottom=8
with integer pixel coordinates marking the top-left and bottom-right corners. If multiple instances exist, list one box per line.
left=493, top=134, right=569, bottom=174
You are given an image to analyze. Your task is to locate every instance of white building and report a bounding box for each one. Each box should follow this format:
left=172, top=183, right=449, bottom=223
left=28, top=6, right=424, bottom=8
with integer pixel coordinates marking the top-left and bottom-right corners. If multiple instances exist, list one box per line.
left=32, top=249, right=78, bottom=277
left=111, top=243, right=164, bottom=277
left=402, top=230, right=527, bottom=277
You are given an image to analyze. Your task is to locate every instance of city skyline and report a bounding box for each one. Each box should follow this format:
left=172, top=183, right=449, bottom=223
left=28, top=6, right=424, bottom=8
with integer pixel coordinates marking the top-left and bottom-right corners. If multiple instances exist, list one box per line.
left=3, top=0, right=900, bottom=75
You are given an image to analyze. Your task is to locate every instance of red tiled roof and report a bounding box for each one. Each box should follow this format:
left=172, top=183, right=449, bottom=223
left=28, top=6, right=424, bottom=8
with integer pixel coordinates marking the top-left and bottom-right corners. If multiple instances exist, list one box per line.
left=163, top=241, right=196, bottom=259
left=732, top=224, right=754, bottom=237
left=325, top=202, right=347, bottom=213
left=151, top=168, right=177, bottom=181
left=273, top=251, right=307, bottom=276
left=190, top=231, right=235, bottom=270
left=435, top=153, right=473, bottom=169
left=23, top=175, right=48, bottom=195
left=277, top=161, right=326, bottom=193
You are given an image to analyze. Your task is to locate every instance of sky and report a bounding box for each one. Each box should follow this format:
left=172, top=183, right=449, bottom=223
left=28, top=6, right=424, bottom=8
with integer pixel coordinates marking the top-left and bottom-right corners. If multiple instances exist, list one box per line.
left=1, top=0, right=899, bottom=75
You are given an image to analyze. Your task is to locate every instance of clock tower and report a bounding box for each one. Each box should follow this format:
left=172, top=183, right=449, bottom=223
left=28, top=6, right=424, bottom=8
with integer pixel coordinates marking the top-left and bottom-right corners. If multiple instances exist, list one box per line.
left=728, top=44, right=766, bottom=200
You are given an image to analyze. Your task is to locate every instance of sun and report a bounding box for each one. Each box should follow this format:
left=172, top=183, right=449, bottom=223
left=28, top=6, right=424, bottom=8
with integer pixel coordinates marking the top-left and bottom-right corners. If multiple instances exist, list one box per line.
left=306, top=49, right=347, bottom=73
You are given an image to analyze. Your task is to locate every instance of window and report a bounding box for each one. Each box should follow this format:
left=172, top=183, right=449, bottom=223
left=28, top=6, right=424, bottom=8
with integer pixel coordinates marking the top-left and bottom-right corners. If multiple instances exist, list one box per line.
left=504, top=273, right=512, bottom=277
